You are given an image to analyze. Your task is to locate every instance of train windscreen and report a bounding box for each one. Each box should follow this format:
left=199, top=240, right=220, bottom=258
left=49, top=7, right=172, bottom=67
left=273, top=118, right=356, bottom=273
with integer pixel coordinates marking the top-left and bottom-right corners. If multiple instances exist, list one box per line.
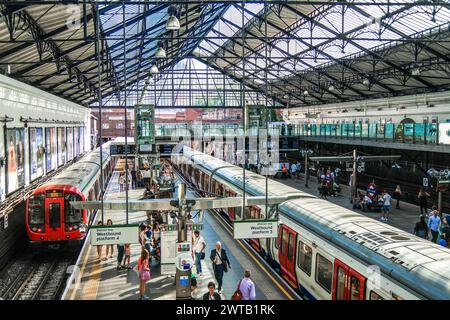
left=28, top=194, right=45, bottom=225
left=49, top=203, right=61, bottom=228
left=64, top=194, right=82, bottom=224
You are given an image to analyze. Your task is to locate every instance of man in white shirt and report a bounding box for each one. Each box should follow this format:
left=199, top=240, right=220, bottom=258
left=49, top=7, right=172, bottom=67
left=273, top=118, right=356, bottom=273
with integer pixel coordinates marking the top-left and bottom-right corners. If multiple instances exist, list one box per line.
left=381, top=190, right=392, bottom=222
left=193, top=230, right=206, bottom=276
left=290, top=163, right=297, bottom=180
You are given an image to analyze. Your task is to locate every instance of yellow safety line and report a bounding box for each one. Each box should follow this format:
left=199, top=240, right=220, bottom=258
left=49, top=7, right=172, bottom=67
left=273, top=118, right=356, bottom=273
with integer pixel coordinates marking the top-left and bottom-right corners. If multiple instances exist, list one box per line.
left=69, top=244, right=92, bottom=300
left=81, top=258, right=102, bottom=300
left=210, top=211, right=295, bottom=300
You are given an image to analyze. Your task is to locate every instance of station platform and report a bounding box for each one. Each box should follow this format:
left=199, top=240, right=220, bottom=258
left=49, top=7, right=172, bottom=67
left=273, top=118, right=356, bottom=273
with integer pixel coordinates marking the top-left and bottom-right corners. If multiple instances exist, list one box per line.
left=279, top=173, right=424, bottom=235
left=65, top=171, right=292, bottom=300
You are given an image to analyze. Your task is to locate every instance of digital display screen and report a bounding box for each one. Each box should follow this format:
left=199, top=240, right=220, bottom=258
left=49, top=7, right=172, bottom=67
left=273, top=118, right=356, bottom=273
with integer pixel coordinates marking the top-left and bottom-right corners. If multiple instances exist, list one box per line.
left=46, top=190, right=63, bottom=198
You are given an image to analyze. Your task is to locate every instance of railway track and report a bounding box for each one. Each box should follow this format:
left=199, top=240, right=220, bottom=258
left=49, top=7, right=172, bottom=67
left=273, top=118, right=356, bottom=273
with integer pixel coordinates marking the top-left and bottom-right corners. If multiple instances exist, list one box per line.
left=0, top=253, right=73, bottom=300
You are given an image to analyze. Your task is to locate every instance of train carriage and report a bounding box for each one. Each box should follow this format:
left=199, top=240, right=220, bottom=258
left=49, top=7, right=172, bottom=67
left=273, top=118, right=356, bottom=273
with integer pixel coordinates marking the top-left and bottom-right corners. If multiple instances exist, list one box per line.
left=26, top=142, right=114, bottom=248
left=173, top=147, right=450, bottom=300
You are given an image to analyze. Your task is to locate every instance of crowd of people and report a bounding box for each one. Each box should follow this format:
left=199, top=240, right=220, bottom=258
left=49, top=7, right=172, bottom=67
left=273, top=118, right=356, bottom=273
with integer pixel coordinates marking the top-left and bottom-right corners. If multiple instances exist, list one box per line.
left=316, top=167, right=342, bottom=198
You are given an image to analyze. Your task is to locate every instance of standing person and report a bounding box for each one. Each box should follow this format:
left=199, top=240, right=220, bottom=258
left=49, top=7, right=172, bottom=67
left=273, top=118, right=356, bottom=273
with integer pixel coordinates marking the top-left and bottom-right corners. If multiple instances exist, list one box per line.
left=380, top=190, right=392, bottom=222
left=193, top=230, right=206, bottom=276
left=393, top=185, right=402, bottom=209
left=202, top=282, right=221, bottom=300
left=123, top=244, right=131, bottom=269
left=413, top=215, right=429, bottom=239
left=137, top=249, right=151, bottom=300
left=96, top=221, right=104, bottom=261
left=281, top=163, right=288, bottom=179
left=437, top=216, right=449, bottom=243
left=116, top=243, right=125, bottom=270
left=320, top=179, right=328, bottom=199
left=418, top=188, right=430, bottom=216
left=238, top=270, right=256, bottom=300
left=296, top=161, right=302, bottom=179
left=139, top=224, right=152, bottom=254
left=119, top=172, right=125, bottom=192
left=210, top=241, right=231, bottom=295
left=131, top=167, right=137, bottom=190
left=105, top=219, right=114, bottom=258
left=290, top=162, right=297, bottom=180
left=428, top=207, right=441, bottom=243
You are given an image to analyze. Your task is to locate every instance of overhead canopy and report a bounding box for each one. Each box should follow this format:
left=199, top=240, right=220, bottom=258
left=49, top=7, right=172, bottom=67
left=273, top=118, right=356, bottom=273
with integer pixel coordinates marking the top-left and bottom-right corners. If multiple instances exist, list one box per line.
left=1, top=1, right=450, bottom=109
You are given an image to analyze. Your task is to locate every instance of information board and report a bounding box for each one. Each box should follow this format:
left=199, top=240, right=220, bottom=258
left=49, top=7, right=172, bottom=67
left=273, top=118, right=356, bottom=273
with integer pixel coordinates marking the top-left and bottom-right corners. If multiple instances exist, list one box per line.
left=160, top=224, right=193, bottom=275
left=90, top=224, right=139, bottom=245
left=233, top=220, right=278, bottom=239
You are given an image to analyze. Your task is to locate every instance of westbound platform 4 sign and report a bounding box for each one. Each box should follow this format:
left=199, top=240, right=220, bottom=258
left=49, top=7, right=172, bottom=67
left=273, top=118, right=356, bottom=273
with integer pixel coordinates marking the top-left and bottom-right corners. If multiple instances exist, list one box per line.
left=233, top=220, right=278, bottom=239
left=90, top=224, right=139, bottom=245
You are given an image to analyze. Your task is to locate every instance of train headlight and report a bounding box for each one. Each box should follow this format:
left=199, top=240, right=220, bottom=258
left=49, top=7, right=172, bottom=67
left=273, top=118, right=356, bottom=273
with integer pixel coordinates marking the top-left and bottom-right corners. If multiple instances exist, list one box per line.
left=31, top=227, right=37, bottom=232
left=73, top=225, right=79, bottom=230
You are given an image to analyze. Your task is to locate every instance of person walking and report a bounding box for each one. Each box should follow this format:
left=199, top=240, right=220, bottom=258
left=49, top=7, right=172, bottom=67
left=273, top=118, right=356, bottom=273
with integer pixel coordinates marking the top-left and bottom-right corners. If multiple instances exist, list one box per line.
left=418, top=188, right=430, bottom=216
left=428, top=207, right=441, bottom=243
left=105, top=219, right=114, bottom=258
left=193, top=230, right=206, bottom=276
left=131, top=167, right=137, bottom=190
left=413, top=215, right=429, bottom=239
left=281, top=163, right=288, bottom=179
left=210, top=241, right=231, bottom=295
left=139, top=224, right=152, bottom=254
left=393, top=185, right=402, bottom=209
left=202, top=282, right=221, bottom=300
left=137, top=248, right=151, bottom=300
left=238, top=270, right=256, bottom=300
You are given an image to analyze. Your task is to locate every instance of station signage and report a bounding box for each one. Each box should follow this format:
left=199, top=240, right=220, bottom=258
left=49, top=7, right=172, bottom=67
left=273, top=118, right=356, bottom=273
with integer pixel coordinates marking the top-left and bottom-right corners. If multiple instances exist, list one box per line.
left=233, top=220, right=278, bottom=239
left=90, top=224, right=139, bottom=246
left=161, top=225, right=195, bottom=275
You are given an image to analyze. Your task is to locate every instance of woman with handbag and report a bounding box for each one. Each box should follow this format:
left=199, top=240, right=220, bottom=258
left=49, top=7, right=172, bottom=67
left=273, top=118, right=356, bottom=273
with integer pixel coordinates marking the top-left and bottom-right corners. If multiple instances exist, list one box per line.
left=137, top=248, right=151, bottom=300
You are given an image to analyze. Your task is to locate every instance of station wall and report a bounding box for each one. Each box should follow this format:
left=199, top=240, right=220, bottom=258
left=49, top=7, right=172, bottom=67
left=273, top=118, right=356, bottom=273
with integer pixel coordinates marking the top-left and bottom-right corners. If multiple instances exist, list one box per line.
left=0, top=74, right=91, bottom=202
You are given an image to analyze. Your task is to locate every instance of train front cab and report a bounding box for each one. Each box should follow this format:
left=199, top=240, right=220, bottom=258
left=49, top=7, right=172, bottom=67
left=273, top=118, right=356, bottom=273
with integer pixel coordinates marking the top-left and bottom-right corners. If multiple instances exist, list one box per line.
left=27, top=188, right=86, bottom=248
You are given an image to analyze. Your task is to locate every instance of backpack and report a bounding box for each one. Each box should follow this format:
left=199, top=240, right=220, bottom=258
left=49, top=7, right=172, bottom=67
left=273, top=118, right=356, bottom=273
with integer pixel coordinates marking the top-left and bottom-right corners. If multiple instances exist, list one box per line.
left=231, top=279, right=243, bottom=300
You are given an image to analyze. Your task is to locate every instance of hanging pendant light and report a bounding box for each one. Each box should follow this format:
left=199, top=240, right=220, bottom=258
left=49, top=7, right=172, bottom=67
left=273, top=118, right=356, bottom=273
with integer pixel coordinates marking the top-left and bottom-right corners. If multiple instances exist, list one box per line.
left=166, top=5, right=180, bottom=30
left=150, top=64, right=159, bottom=75
left=155, top=46, right=166, bottom=59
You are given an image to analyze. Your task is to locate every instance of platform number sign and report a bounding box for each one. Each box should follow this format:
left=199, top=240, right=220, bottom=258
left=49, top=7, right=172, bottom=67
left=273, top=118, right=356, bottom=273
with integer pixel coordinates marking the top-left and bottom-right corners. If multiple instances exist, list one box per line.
left=3, top=213, right=8, bottom=229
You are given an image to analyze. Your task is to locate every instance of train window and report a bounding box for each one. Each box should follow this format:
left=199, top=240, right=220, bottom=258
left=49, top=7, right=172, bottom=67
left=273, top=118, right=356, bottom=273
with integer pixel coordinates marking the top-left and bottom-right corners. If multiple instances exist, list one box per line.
left=349, top=276, right=361, bottom=300
left=287, top=233, right=294, bottom=261
left=64, top=194, right=83, bottom=224
left=281, top=228, right=289, bottom=256
left=391, top=293, right=403, bottom=300
left=336, top=267, right=346, bottom=300
left=370, top=291, right=384, bottom=300
left=297, top=241, right=312, bottom=276
left=315, top=254, right=333, bottom=293
left=28, top=194, right=45, bottom=225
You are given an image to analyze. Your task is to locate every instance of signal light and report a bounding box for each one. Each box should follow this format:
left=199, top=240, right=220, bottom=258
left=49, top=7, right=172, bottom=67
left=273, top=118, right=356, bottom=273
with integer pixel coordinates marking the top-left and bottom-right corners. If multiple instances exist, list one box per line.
left=37, top=228, right=42, bottom=232
left=69, top=226, right=73, bottom=231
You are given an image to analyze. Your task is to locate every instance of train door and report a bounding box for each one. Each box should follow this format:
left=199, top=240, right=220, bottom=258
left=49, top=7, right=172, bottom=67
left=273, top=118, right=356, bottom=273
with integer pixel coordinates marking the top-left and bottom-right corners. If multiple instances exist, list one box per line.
left=332, top=259, right=366, bottom=300
left=247, top=206, right=261, bottom=251
left=278, top=224, right=298, bottom=287
left=228, top=190, right=237, bottom=221
left=45, top=196, right=64, bottom=241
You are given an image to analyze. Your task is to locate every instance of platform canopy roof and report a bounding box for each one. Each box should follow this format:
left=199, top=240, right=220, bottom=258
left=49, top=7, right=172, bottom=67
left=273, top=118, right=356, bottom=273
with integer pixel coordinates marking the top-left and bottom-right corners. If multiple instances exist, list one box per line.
left=1, top=1, right=450, bottom=108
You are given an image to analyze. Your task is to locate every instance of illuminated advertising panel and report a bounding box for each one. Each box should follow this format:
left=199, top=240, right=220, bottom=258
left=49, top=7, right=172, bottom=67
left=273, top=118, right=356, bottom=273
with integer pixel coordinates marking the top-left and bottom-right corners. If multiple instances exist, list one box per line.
left=45, top=127, right=57, bottom=172
left=29, top=127, right=44, bottom=181
left=67, top=127, right=74, bottom=161
left=6, top=128, right=25, bottom=193
left=57, top=127, right=66, bottom=166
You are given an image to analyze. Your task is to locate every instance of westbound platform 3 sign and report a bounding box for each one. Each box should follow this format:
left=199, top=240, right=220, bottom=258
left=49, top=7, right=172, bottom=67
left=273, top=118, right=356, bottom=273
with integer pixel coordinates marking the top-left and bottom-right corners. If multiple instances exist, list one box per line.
left=90, top=224, right=139, bottom=246
left=233, top=220, right=278, bottom=239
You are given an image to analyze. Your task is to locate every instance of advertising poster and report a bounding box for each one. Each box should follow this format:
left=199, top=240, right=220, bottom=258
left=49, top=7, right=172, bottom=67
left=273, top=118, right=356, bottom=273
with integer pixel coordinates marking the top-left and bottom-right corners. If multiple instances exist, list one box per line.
left=67, top=127, right=74, bottom=161
left=57, top=127, right=66, bottom=166
left=74, top=126, right=80, bottom=157
left=79, top=127, right=84, bottom=153
left=6, top=128, right=25, bottom=194
left=45, top=127, right=57, bottom=172
left=0, top=126, right=4, bottom=201
left=29, top=127, right=44, bottom=181
left=438, top=123, right=450, bottom=145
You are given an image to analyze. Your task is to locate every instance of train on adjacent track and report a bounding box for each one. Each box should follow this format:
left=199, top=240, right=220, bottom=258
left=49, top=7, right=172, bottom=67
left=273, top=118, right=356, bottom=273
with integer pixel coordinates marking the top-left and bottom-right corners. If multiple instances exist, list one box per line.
left=26, top=142, right=115, bottom=248
left=173, top=147, right=450, bottom=300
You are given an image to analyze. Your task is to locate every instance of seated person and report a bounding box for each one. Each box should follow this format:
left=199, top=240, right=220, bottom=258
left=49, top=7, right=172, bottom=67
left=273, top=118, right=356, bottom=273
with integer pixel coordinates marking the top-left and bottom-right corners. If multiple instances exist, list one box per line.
left=361, top=195, right=373, bottom=211
left=332, top=182, right=341, bottom=196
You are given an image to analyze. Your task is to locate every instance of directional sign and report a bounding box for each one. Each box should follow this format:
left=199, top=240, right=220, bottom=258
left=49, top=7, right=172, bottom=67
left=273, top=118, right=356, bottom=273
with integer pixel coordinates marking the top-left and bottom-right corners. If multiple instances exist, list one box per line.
left=90, top=224, right=139, bottom=246
left=233, top=220, right=278, bottom=239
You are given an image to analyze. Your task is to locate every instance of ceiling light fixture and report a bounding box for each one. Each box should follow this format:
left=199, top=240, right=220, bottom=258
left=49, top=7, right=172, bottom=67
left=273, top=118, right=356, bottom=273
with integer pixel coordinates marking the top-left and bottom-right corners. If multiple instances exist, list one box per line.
left=166, top=5, right=180, bottom=30
left=150, top=65, right=159, bottom=75
left=155, top=41, right=167, bottom=59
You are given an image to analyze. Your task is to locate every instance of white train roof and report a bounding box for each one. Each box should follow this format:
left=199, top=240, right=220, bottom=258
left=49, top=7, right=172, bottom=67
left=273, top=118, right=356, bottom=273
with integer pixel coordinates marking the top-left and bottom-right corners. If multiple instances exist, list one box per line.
left=40, top=142, right=111, bottom=194
left=182, top=146, right=450, bottom=299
